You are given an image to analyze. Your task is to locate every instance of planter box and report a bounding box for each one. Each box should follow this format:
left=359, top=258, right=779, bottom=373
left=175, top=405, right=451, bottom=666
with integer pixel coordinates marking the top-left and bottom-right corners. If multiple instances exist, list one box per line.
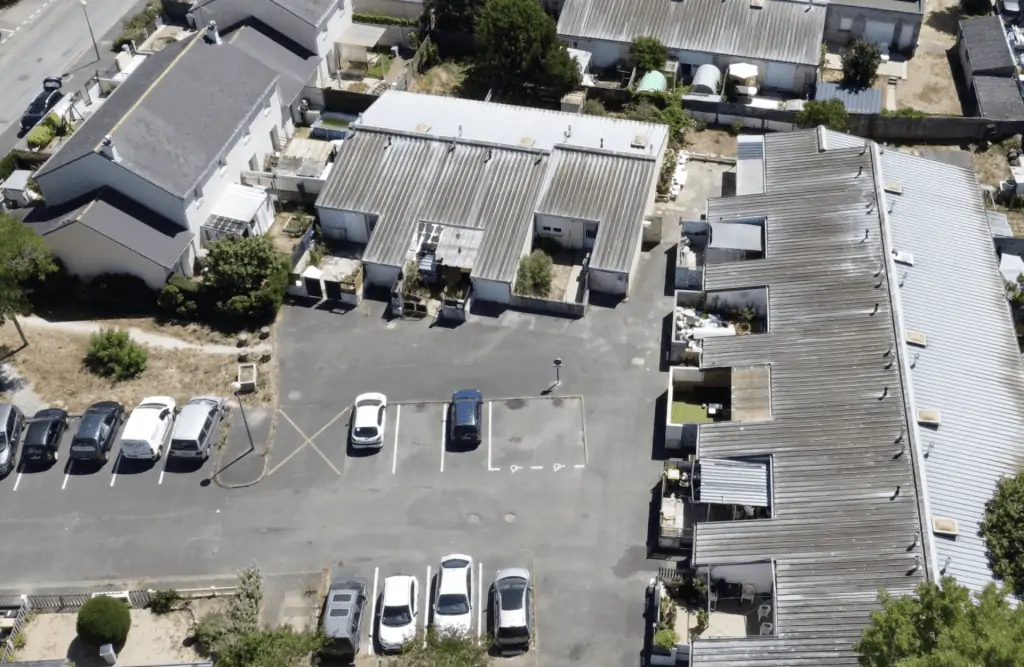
left=237, top=363, right=257, bottom=393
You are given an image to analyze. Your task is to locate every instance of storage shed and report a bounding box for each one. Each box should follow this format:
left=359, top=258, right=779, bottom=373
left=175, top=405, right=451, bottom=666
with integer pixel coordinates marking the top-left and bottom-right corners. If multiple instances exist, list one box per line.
left=691, top=64, right=721, bottom=95
left=957, top=16, right=1015, bottom=91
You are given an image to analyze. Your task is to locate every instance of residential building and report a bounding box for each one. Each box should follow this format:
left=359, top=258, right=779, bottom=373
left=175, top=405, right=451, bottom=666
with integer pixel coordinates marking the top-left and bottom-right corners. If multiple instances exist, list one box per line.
left=555, top=0, right=826, bottom=94
left=31, top=25, right=287, bottom=285
left=315, top=91, right=668, bottom=304
left=660, top=127, right=1024, bottom=664
left=823, top=0, right=922, bottom=55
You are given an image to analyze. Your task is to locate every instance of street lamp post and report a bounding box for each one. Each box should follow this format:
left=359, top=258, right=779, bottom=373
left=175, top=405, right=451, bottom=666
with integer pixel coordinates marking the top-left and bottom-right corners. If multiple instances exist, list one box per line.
left=553, top=358, right=562, bottom=389
left=80, top=0, right=100, bottom=63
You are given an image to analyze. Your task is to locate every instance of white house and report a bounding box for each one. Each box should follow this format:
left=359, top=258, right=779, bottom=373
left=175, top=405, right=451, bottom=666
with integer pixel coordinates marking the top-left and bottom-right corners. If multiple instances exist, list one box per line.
left=31, top=25, right=287, bottom=284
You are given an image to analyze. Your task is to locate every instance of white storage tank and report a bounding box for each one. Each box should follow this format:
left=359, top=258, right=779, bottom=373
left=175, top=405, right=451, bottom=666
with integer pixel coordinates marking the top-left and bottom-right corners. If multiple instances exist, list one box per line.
left=691, top=64, right=722, bottom=95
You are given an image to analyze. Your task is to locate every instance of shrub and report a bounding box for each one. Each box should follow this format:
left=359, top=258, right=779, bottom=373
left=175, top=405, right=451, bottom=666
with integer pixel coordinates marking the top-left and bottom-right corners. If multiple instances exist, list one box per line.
left=653, top=627, right=679, bottom=650
left=84, top=329, right=148, bottom=381
left=147, top=589, right=182, bottom=615
left=25, top=124, right=54, bottom=150
left=981, top=473, right=1024, bottom=595
left=352, top=12, right=416, bottom=25
left=583, top=99, right=607, bottom=116
left=158, top=274, right=201, bottom=319
left=204, top=236, right=289, bottom=327
left=795, top=98, right=848, bottom=131
left=514, top=249, right=553, bottom=297
left=77, top=595, right=131, bottom=648
left=112, top=0, right=161, bottom=51
left=842, top=40, right=881, bottom=90
left=630, top=36, right=667, bottom=75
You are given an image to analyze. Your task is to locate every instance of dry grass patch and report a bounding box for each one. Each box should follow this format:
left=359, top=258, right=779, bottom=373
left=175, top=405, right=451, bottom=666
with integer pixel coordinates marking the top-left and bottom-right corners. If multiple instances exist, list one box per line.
left=685, top=128, right=738, bottom=157
left=899, top=54, right=963, bottom=116
left=0, top=324, right=272, bottom=411
left=410, top=61, right=468, bottom=96
left=95, top=317, right=245, bottom=346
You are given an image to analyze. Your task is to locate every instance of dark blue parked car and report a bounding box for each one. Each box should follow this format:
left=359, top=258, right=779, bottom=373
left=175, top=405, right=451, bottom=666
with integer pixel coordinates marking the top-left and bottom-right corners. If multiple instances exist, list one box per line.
left=448, top=389, right=483, bottom=447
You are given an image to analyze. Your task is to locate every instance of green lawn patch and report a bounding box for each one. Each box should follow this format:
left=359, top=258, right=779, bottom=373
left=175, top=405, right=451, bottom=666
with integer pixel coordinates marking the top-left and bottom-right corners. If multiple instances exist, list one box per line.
left=671, top=398, right=711, bottom=424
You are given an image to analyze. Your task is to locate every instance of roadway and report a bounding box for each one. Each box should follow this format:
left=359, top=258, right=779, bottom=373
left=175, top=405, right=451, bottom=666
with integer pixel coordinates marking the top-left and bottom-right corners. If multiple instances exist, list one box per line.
left=0, top=0, right=144, bottom=156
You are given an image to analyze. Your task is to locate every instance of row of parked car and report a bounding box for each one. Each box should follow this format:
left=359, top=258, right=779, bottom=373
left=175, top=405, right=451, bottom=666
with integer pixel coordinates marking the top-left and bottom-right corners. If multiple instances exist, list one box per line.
left=0, top=395, right=228, bottom=473
left=349, top=389, right=486, bottom=450
left=322, top=555, right=535, bottom=658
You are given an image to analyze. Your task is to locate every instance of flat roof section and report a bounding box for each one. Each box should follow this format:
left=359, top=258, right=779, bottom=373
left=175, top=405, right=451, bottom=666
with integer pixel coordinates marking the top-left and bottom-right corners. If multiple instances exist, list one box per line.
left=689, top=130, right=927, bottom=667
left=730, top=364, right=771, bottom=421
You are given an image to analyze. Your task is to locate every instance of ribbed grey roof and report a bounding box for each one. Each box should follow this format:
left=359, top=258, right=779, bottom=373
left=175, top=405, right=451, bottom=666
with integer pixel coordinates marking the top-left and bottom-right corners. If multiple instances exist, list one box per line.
left=557, top=0, right=826, bottom=67
left=690, top=130, right=928, bottom=666
left=736, top=135, right=765, bottom=196
left=536, top=148, right=657, bottom=273
left=698, top=458, right=769, bottom=507
left=881, top=146, right=1024, bottom=596
left=815, top=81, right=884, bottom=115
left=317, top=131, right=549, bottom=282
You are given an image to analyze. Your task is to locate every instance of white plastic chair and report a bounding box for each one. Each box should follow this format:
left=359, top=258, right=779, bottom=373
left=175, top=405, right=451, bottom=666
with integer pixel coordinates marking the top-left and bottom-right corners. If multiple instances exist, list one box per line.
left=760, top=622, right=773, bottom=636
left=741, top=584, right=755, bottom=604
left=758, top=603, right=771, bottom=621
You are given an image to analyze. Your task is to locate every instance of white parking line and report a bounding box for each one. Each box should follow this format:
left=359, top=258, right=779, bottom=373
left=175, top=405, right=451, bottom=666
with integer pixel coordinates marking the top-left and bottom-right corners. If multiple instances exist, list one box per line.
left=423, top=564, right=431, bottom=646
left=12, top=471, right=22, bottom=491
left=368, top=566, right=379, bottom=656
left=487, top=401, right=499, bottom=471
left=110, top=453, right=120, bottom=487
left=530, top=465, right=544, bottom=470
left=62, top=466, right=70, bottom=490
left=477, top=561, right=483, bottom=641
left=440, top=403, right=448, bottom=472
left=574, top=464, right=585, bottom=469
left=391, top=404, right=401, bottom=475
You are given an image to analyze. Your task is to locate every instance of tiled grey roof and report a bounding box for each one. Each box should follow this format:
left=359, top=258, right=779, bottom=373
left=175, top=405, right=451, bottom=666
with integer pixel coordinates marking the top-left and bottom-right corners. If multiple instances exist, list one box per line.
left=557, top=0, right=826, bottom=67
left=535, top=148, right=657, bottom=274
left=960, top=16, right=1015, bottom=74
left=225, top=21, right=321, bottom=108
left=881, top=144, right=1024, bottom=597
left=689, top=129, right=929, bottom=666
left=36, top=33, right=279, bottom=198
left=972, top=75, right=1024, bottom=121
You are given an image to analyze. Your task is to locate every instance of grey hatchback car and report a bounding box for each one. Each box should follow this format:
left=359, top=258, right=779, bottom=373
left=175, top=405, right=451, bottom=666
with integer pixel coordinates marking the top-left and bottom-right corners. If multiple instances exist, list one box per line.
left=0, top=403, right=26, bottom=475
left=320, top=573, right=367, bottom=659
left=169, top=396, right=226, bottom=460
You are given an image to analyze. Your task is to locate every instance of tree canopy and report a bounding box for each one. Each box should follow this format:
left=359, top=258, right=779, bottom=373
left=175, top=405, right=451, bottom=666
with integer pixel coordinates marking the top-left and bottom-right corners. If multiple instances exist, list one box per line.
left=630, top=37, right=667, bottom=75
left=203, top=235, right=289, bottom=325
left=842, top=40, right=881, bottom=90
left=856, top=577, right=1024, bottom=667
left=795, top=98, right=848, bottom=131
left=981, top=473, right=1024, bottom=596
left=423, top=0, right=484, bottom=32
left=0, top=211, right=55, bottom=326
left=474, top=0, right=581, bottom=98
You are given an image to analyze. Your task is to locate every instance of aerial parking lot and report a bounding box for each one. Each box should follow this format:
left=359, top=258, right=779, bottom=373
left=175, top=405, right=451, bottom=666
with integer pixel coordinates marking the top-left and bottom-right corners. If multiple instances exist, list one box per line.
left=0, top=237, right=677, bottom=664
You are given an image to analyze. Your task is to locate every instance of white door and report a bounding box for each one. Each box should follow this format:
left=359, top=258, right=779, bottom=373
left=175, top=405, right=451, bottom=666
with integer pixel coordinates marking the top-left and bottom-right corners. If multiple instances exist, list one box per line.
left=865, top=20, right=895, bottom=45
left=763, top=62, right=797, bottom=91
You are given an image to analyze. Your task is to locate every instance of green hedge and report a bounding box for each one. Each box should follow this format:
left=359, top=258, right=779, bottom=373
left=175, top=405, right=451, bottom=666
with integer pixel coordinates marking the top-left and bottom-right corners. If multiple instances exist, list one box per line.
left=353, top=12, right=416, bottom=26
left=26, top=124, right=54, bottom=150
left=112, top=1, right=161, bottom=51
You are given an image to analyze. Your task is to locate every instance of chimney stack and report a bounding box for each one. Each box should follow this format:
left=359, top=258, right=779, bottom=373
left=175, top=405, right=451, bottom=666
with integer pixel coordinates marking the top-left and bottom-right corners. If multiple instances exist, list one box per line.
left=99, top=135, right=119, bottom=162
left=206, top=20, right=221, bottom=45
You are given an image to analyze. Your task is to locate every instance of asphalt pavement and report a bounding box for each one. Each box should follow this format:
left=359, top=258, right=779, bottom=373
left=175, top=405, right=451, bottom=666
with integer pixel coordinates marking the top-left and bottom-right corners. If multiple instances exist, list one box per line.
left=0, top=0, right=145, bottom=156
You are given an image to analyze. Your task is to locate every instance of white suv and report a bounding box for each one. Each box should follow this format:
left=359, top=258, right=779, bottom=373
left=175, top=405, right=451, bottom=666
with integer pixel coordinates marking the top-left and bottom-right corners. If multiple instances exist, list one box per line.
left=119, top=396, right=175, bottom=461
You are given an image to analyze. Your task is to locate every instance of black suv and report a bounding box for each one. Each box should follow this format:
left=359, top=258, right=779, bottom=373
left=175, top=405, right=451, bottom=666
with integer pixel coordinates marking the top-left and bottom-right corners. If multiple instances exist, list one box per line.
left=70, top=402, right=124, bottom=463
left=22, top=408, right=69, bottom=465
left=20, top=77, right=63, bottom=131
left=448, top=389, right=483, bottom=447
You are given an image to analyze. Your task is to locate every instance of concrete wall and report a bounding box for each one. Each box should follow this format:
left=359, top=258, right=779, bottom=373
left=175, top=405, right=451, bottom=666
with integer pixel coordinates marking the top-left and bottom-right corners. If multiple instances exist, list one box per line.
left=45, top=221, right=173, bottom=289
left=589, top=267, right=628, bottom=295
left=509, top=293, right=586, bottom=317
left=318, top=207, right=369, bottom=243
left=472, top=277, right=511, bottom=305
left=184, top=88, right=285, bottom=246
left=365, top=260, right=400, bottom=286
left=535, top=213, right=591, bottom=249
left=707, top=562, right=774, bottom=593
left=824, top=4, right=921, bottom=54
left=320, top=5, right=352, bottom=77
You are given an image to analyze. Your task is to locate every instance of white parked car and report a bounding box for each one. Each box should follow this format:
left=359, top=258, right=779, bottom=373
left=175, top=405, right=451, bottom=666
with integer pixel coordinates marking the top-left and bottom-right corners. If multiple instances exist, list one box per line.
left=120, top=396, right=175, bottom=461
left=351, top=393, right=387, bottom=449
left=433, top=554, right=473, bottom=636
left=378, top=575, right=419, bottom=651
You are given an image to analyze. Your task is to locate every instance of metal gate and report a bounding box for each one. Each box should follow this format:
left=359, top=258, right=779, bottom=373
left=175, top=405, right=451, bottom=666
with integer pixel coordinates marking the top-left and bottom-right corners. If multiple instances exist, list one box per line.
left=324, top=279, right=343, bottom=301
left=304, top=277, right=323, bottom=299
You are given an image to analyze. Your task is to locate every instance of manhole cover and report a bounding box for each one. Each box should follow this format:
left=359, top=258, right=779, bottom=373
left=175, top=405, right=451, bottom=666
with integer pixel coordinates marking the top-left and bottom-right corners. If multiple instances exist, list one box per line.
left=504, top=513, right=516, bottom=523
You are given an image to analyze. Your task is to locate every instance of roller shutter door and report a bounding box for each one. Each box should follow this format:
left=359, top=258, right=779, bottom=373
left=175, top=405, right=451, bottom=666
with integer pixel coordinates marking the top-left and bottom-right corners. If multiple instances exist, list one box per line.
left=763, top=62, right=797, bottom=91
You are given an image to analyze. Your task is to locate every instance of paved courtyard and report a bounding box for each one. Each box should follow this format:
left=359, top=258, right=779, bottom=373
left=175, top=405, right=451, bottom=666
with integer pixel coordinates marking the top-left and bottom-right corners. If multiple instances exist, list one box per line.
left=0, top=194, right=704, bottom=664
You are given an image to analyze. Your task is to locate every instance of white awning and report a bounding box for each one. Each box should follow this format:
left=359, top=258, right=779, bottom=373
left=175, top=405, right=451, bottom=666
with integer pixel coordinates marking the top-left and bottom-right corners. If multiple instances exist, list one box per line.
left=727, top=63, right=759, bottom=81
left=698, top=458, right=769, bottom=507
left=340, top=23, right=386, bottom=47
left=211, top=183, right=268, bottom=223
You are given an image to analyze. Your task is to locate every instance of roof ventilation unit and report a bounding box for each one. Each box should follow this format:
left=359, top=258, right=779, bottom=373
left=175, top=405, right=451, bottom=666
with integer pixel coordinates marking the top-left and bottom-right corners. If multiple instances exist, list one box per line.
left=905, top=330, right=927, bottom=347
left=884, top=181, right=903, bottom=194
left=631, top=135, right=648, bottom=149
left=750, top=0, right=763, bottom=7
left=415, top=123, right=431, bottom=133
left=932, top=517, right=959, bottom=537
left=892, top=249, right=914, bottom=266
left=917, top=409, right=941, bottom=426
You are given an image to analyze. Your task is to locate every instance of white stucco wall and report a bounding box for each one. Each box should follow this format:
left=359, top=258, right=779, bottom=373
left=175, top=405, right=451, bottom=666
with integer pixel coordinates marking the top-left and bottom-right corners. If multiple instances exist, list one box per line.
left=45, top=222, right=173, bottom=289
left=471, top=277, right=510, bottom=305
left=185, top=88, right=286, bottom=244
left=319, top=4, right=352, bottom=77
left=365, top=261, right=400, bottom=286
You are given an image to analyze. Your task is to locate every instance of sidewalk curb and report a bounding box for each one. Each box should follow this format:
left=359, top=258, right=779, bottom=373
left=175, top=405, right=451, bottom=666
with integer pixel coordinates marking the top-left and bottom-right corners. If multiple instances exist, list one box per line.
left=213, top=323, right=281, bottom=489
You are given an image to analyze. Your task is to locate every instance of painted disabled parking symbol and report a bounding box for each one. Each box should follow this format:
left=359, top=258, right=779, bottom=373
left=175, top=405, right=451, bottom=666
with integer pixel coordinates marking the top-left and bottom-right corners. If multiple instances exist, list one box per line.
left=553, top=463, right=564, bottom=472
left=510, top=465, right=522, bottom=474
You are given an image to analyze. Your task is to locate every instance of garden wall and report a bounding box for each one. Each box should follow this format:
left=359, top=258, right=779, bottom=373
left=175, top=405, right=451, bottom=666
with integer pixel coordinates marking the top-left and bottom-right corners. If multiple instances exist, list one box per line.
left=510, top=293, right=586, bottom=318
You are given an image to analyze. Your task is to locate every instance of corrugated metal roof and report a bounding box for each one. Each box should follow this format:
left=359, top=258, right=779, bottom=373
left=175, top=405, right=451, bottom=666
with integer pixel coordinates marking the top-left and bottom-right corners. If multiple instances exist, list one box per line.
left=690, top=130, right=928, bottom=666
left=699, top=458, right=769, bottom=507
left=536, top=148, right=657, bottom=273
left=815, top=81, right=884, bottom=115
left=881, top=146, right=1024, bottom=597
left=557, top=0, right=826, bottom=67
left=988, top=210, right=1012, bottom=238
left=735, top=135, right=765, bottom=196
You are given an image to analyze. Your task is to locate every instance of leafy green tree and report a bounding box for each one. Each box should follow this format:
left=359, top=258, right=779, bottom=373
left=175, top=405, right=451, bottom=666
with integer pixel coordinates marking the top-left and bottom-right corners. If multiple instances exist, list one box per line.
left=474, top=0, right=581, bottom=98
left=981, top=473, right=1024, bottom=596
left=77, top=595, right=131, bottom=648
left=84, top=329, right=147, bottom=381
left=842, top=40, right=881, bottom=90
left=630, top=37, right=667, bottom=75
left=795, top=99, right=849, bottom=131
left=396, top=629, right=490, bottom=667
left=216, top=626, right=324, bottom=667
left=0, top=212, right=56, bottom=343
left=856, top=577, right=1024, bottom=667
left=423, top=0, right=484, bottom=32
left=203, top=236, right=289, bottom=325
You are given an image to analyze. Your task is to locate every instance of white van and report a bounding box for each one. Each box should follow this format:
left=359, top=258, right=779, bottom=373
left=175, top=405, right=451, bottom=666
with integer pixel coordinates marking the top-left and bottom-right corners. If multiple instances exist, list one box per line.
left=120, top=396, right=176, bottom=461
